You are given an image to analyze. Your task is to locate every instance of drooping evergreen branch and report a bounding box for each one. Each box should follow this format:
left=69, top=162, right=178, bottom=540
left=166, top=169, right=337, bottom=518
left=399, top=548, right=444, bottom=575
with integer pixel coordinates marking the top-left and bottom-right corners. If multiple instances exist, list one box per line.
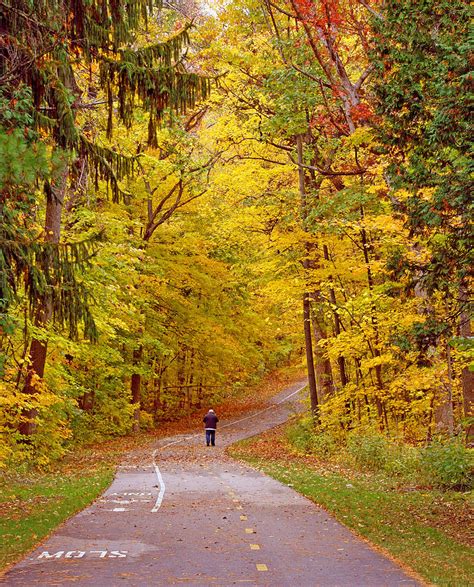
left=0, top=232, right=101, bottom=341
left=1, top=1, right=208, bottom=149
left=100, top=59, right=212, bottom=143
left=117, top=24, right=193, bottom=67
left=80, top=136, right=136, bottom=202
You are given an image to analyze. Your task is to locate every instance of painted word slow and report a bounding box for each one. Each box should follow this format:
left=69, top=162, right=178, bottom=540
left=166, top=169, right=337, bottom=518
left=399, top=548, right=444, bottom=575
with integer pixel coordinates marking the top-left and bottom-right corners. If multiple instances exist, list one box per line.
left=37, top=550, right=128, bottom=559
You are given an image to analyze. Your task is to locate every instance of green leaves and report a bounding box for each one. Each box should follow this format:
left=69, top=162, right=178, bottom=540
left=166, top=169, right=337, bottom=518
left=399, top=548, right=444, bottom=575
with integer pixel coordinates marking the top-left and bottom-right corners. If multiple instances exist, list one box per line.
left=0, top=131, right=48, bottom=190
left=373, top=0, right=473, bottom=287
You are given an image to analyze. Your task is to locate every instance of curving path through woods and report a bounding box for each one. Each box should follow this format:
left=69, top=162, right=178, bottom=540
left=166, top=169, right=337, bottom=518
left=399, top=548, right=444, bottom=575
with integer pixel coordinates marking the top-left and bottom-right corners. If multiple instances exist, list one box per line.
left=2, top=381, right=420, bottom=586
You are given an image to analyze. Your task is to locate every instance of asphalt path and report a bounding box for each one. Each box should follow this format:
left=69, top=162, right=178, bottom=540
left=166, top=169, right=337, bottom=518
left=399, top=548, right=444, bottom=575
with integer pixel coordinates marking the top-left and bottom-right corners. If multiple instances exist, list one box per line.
left=2, top=380, right=420, bottom=586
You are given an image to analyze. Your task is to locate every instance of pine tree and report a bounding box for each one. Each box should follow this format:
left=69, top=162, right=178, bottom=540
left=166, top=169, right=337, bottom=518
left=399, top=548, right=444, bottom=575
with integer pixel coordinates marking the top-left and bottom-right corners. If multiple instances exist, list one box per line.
left=0, top=0, right=210, bottom=434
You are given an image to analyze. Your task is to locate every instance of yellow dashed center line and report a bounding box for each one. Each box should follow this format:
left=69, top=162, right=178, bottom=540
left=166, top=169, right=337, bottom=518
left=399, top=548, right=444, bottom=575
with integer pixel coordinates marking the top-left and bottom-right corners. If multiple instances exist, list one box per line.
left=250, top=544, right=260, bottom=550
left=245, top=528, right=254, bottom=534
left=256, top=564, right=268, bottom=572
left=240, top=515, right=247, bottom=521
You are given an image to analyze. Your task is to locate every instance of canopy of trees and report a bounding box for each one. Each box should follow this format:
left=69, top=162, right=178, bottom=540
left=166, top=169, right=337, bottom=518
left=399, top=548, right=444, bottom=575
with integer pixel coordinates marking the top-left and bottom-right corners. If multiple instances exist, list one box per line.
left=0, top=0, right=472, bottom=467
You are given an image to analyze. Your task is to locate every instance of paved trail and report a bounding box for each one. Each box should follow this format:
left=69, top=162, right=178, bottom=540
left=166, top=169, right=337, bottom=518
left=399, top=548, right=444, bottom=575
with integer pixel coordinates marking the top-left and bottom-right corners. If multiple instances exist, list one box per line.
left=2, top=381, right=420, bottom=586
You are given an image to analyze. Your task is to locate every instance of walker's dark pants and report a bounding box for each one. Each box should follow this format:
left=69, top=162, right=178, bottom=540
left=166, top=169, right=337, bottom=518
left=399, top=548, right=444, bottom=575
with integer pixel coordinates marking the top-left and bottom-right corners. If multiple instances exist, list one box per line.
left=206, top=430, right=216, bottom=446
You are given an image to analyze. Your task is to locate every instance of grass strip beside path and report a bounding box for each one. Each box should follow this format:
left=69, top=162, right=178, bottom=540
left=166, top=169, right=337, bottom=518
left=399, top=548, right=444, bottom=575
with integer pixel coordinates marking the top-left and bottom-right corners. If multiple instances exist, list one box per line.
left=0, top=461, right=114, bottom=572
left=228, top=426, right=474, bottom=587
left=0, top=427, right=169, bottom=574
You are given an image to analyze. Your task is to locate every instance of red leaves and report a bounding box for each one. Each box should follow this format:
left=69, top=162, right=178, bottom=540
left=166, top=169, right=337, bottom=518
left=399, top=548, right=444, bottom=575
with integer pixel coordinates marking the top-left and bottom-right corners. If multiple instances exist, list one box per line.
left=293, top=0, right=343, bottom=31
left=310, top=111, right=348, bottom=137
left=442, top=199, right=452, bottom=212
left=350, top=102, right=373, bottom=124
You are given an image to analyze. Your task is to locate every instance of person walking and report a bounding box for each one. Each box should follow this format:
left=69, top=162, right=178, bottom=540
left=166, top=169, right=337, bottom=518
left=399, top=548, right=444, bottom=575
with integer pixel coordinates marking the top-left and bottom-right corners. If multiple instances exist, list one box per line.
left=203, top=408, right=219, bottom=446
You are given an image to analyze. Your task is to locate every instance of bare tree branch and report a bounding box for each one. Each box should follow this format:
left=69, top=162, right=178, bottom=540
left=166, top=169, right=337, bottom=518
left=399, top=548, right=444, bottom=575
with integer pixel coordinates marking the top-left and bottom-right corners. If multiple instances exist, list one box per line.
left=354, top=64, right=375, bottom=91
left=357, top=0, right=384, bottom=20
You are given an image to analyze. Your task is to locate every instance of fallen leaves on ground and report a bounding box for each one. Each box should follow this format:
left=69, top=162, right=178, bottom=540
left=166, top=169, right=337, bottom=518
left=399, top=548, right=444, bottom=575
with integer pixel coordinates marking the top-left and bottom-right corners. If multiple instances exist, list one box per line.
left=228, top=424, right=474, bottom=550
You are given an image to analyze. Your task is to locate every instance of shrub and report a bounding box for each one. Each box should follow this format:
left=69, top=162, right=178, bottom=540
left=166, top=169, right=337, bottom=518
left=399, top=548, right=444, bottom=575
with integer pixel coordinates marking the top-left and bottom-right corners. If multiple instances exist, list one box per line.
left=420, top=440, right=473, bottom=491
left=347, top=433, right=389, bottom=471
left=309, top=432, right=337, bottom=458
left=383, top=443, right=420, bottom=480
left=286, top=418, right=338, bottom=459
left=286, top=418, right=473, bottom=492
left=139, top=410, right=154, bottom=431
left=286, top=417, right=314, bottom=453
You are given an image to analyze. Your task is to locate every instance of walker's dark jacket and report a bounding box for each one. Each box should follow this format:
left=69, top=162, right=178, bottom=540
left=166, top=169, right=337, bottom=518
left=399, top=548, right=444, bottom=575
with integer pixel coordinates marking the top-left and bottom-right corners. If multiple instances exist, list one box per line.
left=203, top=413, right=218, bottom=429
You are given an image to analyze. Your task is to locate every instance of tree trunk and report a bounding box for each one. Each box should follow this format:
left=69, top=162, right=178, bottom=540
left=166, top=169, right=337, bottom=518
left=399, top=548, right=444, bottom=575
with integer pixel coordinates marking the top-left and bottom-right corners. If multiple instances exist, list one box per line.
left=131, top=346, right=142, bottom=432
left=310, top=296, right=334, bottom=400
left=323, top=244, right=349, bottom=388
left=79, top=390, right=95, bottom=411
left=196, top=379, right=203, bottom=409
left=459, top=282, right=474, bottom=441
left=177, top=345, right=186, bottom=409
left=153, top=373, right=162, bottom=425
left=297, top=135, right=319, bottom=420
left=359, top=207, right=385, bottom=428
left=187, top=348, right=195, bottom=410
left=303, top=293, right=319, bottom=418
left=19, top=154, right=68, bottom=436
left=439, top=340, right=455, bottom=436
